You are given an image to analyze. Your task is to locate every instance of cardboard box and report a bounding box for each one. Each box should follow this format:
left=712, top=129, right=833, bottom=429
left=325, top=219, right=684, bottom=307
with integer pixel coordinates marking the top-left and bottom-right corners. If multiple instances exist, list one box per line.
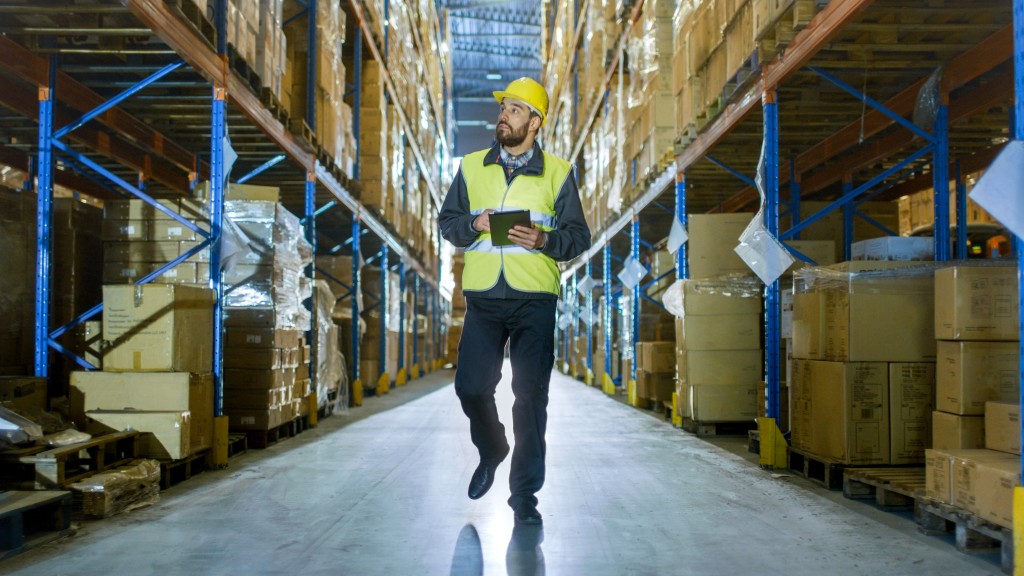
left=223, top=386, right=286, bottom=410
left=149, top=219, right=198, bottom=241
left=224, top=347, right=283, bottom=370
left=791, top=291, right=824, bottom=360
left=677, top=349, right=762, bottom=388
left=675, top=279, right=762, bottom=316
left=985, top=401, right=1020, bottom=455
left=889, top=363, right=934, bottom=464
left=101, top=219, right=148, bottom=241
left=87, top=410, right=191, bottom=460
left=970, top=456, right=1021, bottom=529
left=194, top=181, right=281, bottom=203
left=851, top=236, right=934, bottom=261
left=935, top=340, right=1018, bottom=415
left=225, top=406, right=282, bottom=430
left=675, top=314, right=759, bottom=351
left=952, top=450, right=1018, bottom=517
left=687, top=383, right=757, bottom=422
left=687, top=213, right=754, bottom=279
left=0, top=376, right=47, bottom=411
left=223, top=368, right=296, bottom=390
left=225, top=327, right=301, bottom=349
left=102, top=284, right=215, bottom=372
left=932, top=411, right=985, bottom=450
left=821, top=266, right=935, bottom=362
left=637, top=370, right=675, bottom=403
left=934, top=265, right=1018, bottom=340
left=638, top=341, right=676, bottom=374
left=923, top=448, right=994, bottom=504
left=794, top=360, right=890, bottom=465
left=71, top=371, right=213, bottom=452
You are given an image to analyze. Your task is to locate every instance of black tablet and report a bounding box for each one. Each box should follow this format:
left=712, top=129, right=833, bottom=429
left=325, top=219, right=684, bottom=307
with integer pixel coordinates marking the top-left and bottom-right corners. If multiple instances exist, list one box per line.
left=488, top=209, right=532, bottom=246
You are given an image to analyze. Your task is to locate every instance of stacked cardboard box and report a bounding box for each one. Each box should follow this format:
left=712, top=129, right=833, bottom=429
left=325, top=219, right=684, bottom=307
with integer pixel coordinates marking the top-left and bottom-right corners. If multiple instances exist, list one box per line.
left=72, top=284, right=216, bottom=460
left=102, top=198, right=210, bottom=286
left=925, top=448, right=1019, bottom=529
left=625, top=0, right=676, bottom=185
left=221, top=199, right=312, bottom=430
left=673, top=278, right=762, bottom=423
left=635, top=341, right=676, bottom=408
left=932, top=265, right=1019, bottom=451
left=361, top=265, right=402, bottom=390
left=790, top=262, right=937, bottom=464
left=898, top=184, right=998, bottom=237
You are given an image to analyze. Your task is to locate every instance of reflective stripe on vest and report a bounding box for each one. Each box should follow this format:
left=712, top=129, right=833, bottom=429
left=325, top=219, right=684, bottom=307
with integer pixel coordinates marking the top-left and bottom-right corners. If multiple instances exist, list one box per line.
left=460, top=149, right=570, bottom=295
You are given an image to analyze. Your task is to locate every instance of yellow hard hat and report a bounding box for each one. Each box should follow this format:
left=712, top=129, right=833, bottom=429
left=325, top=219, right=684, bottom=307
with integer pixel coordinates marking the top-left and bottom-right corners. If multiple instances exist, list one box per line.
left=493, top=77, right=549, bottom=127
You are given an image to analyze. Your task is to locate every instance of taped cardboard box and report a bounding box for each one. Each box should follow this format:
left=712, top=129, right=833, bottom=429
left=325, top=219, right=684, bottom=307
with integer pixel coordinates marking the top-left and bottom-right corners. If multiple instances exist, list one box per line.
left=678, top=349, right=761, bottom=388
left=985, top=401, right=1021, bottom=455
left=674, top=314, right=759, bottom=351
left=638, top=341, right=676, bottom=374
left=87, top=410, right=191, bottom=460
left=225, top=327, right=301, bottom=349
left=225, top=406, right=283, bottom=430
left=951, top=450, right=1018, bottom=527
left=932, top=410, right=985, bottom=450
left=889, top=363, right=934, bottom=465
left=686, top=383, right=757, bottom=422
left=935, top=340, right=1018, bottom=415
left=687, top=213, right=754, bottom=279
left=102, top=284, right=215, bottom=372
left=934, top=265, right=1018, bottom=341
left=637, top=370, right=675, bottom=403
left=792, top=359, right=889, bottom=465
left=223, top=368, right=296, bottom=390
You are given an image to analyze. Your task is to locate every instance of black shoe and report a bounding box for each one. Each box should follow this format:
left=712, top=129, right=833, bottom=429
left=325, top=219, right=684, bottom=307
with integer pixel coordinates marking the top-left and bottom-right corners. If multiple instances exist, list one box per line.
left=468, top=445, right=509, bottom=500
left=513, top=502, right=543, bottom=526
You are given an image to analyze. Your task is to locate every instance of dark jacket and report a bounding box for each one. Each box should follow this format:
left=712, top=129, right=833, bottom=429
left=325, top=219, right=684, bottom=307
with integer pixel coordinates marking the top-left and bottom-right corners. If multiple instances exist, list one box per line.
left=438, top=142, right=592, bottom=299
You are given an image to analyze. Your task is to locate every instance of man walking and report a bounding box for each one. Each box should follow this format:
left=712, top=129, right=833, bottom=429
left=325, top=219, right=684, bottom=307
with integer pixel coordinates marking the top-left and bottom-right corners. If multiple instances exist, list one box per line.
left=439, top=77, right=591, bottom=525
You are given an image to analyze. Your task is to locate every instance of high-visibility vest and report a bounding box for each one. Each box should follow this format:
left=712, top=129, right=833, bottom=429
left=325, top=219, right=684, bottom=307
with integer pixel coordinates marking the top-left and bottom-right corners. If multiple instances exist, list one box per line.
left=460, top=149, right=570, bottom=295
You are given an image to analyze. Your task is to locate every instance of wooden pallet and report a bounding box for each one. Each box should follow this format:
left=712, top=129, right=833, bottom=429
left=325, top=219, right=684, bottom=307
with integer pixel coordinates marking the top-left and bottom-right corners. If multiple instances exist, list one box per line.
left=0, top=491, right=73, bottom=559
left=166, top=0, right=216, bottom=49
left=226, top=44, right=261, bottom=93
left=227, top=433, right=248, bottom=458
left=788, top=448, right=862, bottom=490
left=17, top=431, right=140, bottom=489
left=237, top=416, right=308, bottom=450
left=259, top=87, right=289, bottom=126
left=159, top=450, right=209, bottom=490
left=682, top=418, right=756, bottom=437
left=842, top=467, right=1012, bottom=572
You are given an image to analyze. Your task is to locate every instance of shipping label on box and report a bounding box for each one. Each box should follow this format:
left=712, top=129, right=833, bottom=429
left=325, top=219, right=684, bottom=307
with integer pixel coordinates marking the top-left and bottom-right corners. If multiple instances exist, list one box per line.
left=932, top=411, right=985, bottom=450
left=934, top=266, right=1018, bottom=340
left=225, top=406, right=282, bottom=430
left=150, top=219, right=198, bottom=241
left=936, top=340, right=1018, bottom=415
left=985, top=401, right=1021, bottom=455
left=889, top=363, right=935, bottom=465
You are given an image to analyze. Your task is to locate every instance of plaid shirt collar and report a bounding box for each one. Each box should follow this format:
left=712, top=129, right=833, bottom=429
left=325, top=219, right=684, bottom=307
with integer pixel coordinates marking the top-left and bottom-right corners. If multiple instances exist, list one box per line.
left=498, top=145, right=534, bottom=174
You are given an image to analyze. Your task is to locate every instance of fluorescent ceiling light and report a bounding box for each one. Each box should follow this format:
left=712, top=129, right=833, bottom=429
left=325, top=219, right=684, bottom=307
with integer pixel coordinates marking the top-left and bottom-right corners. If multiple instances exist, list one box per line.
left=485, top=72, right=502, bottom=80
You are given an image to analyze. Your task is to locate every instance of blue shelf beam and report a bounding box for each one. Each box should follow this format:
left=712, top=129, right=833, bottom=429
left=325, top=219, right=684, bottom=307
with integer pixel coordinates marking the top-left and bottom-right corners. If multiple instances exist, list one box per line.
left=237, top=153, right=287, bottom=183
left=764, top=88, right=781, bottom=422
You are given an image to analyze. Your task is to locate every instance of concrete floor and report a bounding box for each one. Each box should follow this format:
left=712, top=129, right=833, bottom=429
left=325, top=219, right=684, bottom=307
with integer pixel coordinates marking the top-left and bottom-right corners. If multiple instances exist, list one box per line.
left=2, top=361, right=1003, bottom=575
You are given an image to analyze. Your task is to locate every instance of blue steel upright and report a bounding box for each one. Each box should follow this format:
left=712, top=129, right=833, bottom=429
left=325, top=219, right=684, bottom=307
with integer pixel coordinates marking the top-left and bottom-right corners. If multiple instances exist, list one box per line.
left=932, top=101, right=950, bottom=261
left=398, top=258, right=406, bottom=383
left=842, top=179, right=854, bottom=261
left=34, top=62, right=56, bottom=378
left=305, top=169, right=316, bottom=384
left=630, top=216, right=640, bottom=384
left=1013, top=0, right=1023, bottom=484
left=675, top=173, right=688, bottom=280
left=955, top=160, right=968, bottom=259
left=210, top=86, right=227, bottom=417
left=412, top=274, right=419, bottom=378
left=584, top=262, right=593, bottom=379
left=603, top=243, right=612, bottom=384
left=764, top=88, right=781, bottom=422
left=352, top=220, right=362, bottom=386
left=380, top=244, right=389, bottom=385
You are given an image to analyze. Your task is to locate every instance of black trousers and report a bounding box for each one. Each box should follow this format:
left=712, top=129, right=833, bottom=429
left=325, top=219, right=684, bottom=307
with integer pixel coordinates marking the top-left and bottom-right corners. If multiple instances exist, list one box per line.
left=454, top=297, right=556, bottom=510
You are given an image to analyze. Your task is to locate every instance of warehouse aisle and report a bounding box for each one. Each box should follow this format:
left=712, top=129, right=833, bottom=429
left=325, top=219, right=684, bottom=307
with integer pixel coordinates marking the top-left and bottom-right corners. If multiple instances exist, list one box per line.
left=2, top=363, right=1001, bottom=575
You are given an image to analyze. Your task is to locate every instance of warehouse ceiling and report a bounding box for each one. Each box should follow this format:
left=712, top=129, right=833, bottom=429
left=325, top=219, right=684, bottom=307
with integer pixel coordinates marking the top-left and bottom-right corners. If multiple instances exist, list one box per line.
left=444, top=0, right=543, bottom=156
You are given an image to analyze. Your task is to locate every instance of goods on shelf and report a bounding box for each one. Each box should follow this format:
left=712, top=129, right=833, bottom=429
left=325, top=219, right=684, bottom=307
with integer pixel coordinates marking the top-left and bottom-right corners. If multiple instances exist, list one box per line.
left=222, top=199, right=312, bottom=430
left=934, top=264, right=1018, bottom=341
left=102, top=198, right=211, bottom=286
left=932, top=410, right=985, bottom=450
left=687, top=213, right=754, bottom=279
left=985, top=401, right=1020, bottom=455
left=361, top=266, right=402, bottom=385
left=898, top=184, right=999, bottom=237
left=312, top=279, right=345, bottom=408
left=667, top=277, right=762, bottom=423
left=850, top=236, right=934, bottom=262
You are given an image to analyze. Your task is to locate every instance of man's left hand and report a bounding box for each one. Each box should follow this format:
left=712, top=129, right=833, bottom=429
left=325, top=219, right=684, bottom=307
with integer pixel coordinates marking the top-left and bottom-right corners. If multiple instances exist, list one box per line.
left=507, top=223, right=546, bottom=250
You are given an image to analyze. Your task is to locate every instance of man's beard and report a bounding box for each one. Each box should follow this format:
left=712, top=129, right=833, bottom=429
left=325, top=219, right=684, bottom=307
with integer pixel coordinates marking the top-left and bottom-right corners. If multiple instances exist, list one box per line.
left=495, top=121, right=529, bottom=148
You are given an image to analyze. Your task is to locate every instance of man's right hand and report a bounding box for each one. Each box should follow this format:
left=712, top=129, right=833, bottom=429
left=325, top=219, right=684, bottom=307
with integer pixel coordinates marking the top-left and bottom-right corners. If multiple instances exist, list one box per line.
left=472, top=209, right=496, bottom=232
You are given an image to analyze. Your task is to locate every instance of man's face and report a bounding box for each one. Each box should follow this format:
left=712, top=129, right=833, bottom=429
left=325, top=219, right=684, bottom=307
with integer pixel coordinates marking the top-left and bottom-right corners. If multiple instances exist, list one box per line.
left=495, top=99, right=535, bottom=148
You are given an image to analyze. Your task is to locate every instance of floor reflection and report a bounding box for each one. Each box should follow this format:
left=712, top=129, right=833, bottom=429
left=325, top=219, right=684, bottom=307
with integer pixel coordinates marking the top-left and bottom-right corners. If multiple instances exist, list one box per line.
left=506, top=524, right=545, bottom=576
left=450, top=524, right=483, bottom=576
